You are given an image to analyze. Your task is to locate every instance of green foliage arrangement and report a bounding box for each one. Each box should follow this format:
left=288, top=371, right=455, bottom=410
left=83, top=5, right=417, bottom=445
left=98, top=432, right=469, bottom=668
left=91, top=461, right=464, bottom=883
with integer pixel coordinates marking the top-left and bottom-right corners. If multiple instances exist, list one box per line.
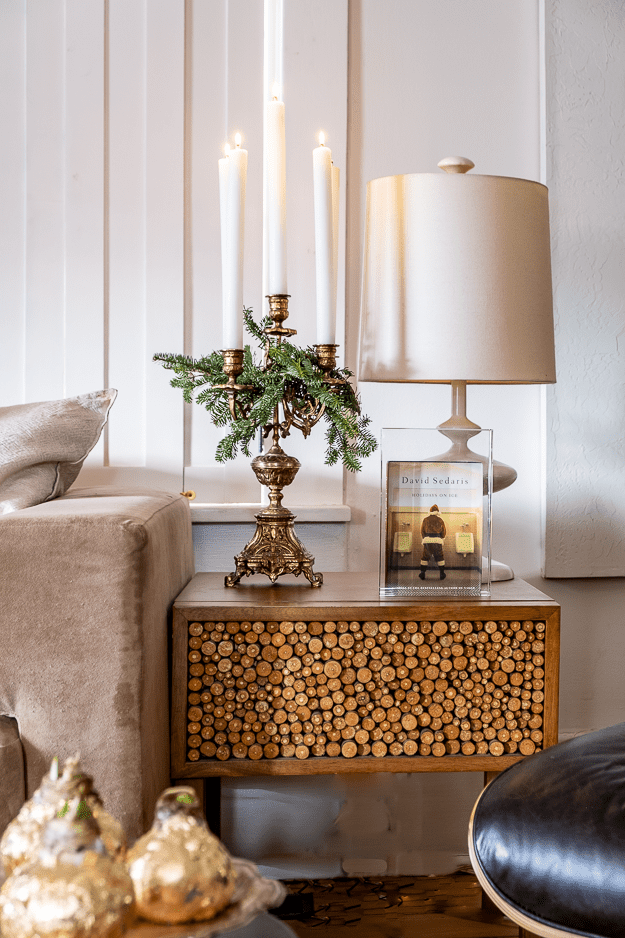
left=154, top=309, right=377, bottom=471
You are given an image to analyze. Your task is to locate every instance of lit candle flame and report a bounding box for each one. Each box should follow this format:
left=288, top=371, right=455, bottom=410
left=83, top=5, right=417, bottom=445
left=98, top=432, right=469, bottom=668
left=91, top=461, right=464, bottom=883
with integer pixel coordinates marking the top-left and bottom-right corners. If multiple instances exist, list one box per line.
left=224, top=143, right=230, bottom=156
left=272, top=82, right=281, bottom=101
left=235, top=133, right=242, bottom=148
left=319, top=132, right=326, bottom=147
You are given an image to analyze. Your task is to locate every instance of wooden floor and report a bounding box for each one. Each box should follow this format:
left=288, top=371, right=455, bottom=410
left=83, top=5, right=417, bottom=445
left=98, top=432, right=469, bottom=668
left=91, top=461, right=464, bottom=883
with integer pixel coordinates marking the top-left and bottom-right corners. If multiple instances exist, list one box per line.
left=282, top=873, right=519, bottom=938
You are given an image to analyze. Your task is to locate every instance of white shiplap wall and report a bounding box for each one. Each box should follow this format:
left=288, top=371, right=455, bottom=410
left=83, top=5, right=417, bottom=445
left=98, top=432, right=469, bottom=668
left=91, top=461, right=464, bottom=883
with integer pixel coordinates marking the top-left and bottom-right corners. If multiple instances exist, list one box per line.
left=1, top=0, right=346, bottom=504
left=184, top=0, right=348, bottom=505
left=1, top=0, right=184, bottom=490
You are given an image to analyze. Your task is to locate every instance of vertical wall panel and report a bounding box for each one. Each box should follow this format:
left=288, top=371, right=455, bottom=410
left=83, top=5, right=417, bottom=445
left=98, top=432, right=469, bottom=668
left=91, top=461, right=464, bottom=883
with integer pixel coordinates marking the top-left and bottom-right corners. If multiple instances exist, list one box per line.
left=143, top=0, right=185, bottom=484
left=185, top=0, right=262, bottom=503
left=227, top=0, right=264, bottom=322
left=64, top=0, right=105, bottom=399
left=276, top=0, right=347, bottom=507
left=543, top=0, right=625, bottom=576
left=26, top=0, right=66, bottom=402
left=186, top=0, right=230, bottom=494
left=105, top=0, right=184, bottom=488
left=107, top=0, right=147, bottom=467
left=65, top=1, right=106, bottom=465
left=0, top=1, right=26, bottom=406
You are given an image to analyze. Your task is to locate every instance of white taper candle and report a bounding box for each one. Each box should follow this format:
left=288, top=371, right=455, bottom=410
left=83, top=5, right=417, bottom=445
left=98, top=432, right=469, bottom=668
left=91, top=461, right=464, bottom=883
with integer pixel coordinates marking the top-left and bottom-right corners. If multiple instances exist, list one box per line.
left=313, top=132, right=334, bottom=343
left=219, top=143, right=231, bottom=342
left=266, top=92, right=287, bottom=295
left=222, top=135, right=247, bottom=349
left=331, top=161, right=340, bottom=339
left=263, top=0, right=284, bottom=314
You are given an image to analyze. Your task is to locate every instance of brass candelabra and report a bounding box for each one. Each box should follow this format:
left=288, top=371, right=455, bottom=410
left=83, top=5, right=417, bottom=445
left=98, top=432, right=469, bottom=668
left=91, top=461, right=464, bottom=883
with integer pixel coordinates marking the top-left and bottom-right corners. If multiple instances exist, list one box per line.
left=218, top=295, right=345, bottom=588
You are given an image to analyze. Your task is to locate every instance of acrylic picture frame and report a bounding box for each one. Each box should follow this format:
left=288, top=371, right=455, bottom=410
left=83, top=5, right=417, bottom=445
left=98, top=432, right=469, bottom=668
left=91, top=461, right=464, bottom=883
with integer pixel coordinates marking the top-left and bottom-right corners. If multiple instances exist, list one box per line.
left=380, top=428, right=492, bottom=598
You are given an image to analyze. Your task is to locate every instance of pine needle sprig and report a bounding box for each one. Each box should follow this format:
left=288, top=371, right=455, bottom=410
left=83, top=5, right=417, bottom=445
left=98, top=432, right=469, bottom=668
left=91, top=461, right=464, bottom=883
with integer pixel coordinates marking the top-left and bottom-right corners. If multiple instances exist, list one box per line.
left=153, top=309, right=377, bottom=468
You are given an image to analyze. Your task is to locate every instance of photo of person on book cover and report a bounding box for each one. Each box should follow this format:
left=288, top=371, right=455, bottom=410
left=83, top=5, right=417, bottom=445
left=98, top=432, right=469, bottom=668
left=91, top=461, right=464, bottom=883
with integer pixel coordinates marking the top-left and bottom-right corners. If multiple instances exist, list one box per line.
left=419, top=504, right=447, bottom=580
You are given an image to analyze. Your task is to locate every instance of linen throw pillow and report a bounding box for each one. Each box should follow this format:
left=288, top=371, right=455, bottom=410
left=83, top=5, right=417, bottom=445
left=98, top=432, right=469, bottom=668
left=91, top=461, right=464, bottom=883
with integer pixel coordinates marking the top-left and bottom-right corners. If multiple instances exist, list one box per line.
left=0, top=389, right=117, bottom=514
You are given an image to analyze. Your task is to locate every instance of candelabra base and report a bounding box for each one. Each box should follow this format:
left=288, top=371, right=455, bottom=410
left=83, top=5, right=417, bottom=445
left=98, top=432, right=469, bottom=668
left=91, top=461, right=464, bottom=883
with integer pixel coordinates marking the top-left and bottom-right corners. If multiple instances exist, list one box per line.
left=224, top=507, right=323, bottom=588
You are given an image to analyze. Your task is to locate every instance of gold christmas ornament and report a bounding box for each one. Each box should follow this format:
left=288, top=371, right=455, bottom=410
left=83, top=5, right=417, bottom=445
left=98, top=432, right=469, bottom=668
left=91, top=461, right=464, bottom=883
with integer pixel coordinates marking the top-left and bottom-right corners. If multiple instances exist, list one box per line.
left=0, top=798, right=134, bottom=938
left=126, top=787, right=236, bottom=924
left=0, top=755, right=126, bottom=875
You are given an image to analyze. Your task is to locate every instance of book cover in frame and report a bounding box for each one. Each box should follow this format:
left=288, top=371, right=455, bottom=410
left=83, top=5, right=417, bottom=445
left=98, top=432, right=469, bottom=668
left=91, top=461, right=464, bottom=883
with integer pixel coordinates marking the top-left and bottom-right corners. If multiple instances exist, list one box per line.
left=380, top=429, right=492, bottom=597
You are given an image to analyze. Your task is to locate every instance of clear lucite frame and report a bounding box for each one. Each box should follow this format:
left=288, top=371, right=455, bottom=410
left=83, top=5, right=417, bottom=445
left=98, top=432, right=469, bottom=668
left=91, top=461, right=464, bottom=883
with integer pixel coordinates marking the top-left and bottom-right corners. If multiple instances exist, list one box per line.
left=380, top=428, right=492, bottom=598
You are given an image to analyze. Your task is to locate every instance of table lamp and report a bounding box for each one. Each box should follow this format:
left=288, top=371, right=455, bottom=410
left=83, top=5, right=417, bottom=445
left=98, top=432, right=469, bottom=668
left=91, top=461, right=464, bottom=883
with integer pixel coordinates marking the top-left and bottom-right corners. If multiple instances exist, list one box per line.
left=358, top=157, right=556, bottom=580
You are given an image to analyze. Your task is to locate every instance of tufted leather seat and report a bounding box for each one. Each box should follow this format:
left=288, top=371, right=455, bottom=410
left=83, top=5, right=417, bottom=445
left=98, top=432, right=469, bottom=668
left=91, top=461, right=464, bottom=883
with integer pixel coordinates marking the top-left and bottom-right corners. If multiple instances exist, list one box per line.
left=469, top=723, right=625, bottom=938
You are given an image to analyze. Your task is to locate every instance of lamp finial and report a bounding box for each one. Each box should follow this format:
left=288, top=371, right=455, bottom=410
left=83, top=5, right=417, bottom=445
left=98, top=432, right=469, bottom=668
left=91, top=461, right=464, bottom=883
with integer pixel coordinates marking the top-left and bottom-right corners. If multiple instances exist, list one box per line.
left=438, top=156, right=475, bottom=174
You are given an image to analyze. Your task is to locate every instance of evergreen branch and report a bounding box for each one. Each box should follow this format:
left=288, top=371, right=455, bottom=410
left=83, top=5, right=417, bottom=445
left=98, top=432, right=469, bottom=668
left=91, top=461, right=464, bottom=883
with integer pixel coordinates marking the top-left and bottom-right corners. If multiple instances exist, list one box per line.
left=153, top=309, right=378, bottom=469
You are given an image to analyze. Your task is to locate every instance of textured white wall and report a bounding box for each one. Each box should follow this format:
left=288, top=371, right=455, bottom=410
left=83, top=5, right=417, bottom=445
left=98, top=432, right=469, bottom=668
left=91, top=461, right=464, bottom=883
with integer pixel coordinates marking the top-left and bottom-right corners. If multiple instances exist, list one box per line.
left=0, top=0, right=346, bottom=503
left=537, top=0, right=625, bottom=746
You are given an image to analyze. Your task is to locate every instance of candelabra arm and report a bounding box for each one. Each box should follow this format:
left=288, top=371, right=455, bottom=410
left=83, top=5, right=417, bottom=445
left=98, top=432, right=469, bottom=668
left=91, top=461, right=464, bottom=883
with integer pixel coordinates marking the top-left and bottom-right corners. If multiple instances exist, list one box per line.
left=282, top=393, right=326, bottom=438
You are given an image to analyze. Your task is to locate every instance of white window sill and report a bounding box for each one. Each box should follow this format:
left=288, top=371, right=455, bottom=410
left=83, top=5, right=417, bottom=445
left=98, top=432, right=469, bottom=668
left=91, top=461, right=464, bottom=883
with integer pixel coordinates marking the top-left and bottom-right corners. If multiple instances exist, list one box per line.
left=190, top=503, right=351, bottom=523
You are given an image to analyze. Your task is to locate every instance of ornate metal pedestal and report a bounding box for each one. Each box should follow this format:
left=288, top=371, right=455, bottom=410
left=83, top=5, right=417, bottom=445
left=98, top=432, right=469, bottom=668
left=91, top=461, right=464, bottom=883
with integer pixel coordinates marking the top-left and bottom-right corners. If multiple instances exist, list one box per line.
left=225, top=443, right=322, bottom=587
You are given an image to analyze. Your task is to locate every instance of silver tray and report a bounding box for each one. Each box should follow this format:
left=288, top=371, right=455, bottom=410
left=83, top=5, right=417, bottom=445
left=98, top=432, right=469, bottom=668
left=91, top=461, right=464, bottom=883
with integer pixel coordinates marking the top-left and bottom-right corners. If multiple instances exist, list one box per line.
left=124, top=857, right=286, bottom=938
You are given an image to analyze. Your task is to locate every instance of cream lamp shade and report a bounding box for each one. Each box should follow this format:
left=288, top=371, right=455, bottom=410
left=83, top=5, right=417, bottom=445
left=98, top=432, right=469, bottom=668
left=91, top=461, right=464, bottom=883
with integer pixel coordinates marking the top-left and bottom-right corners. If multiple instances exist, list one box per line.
left=358, top=160, right=556, bottom=384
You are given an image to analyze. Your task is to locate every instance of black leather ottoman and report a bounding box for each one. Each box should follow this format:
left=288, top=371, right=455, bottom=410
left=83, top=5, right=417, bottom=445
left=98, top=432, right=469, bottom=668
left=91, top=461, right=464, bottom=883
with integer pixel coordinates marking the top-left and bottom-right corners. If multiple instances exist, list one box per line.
left=469, top=723, right=625, bottom=938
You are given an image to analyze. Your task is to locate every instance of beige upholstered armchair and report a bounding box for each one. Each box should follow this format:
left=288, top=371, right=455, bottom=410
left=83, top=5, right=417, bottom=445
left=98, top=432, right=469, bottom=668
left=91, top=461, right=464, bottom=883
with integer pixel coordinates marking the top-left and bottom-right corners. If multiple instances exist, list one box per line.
left=0, top=487, right=194, bottom=842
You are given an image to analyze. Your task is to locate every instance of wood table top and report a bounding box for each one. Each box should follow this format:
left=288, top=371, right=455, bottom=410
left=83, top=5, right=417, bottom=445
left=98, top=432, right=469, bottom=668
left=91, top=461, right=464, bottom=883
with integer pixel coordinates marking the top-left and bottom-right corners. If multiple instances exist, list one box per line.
left=174, top=573, right=559, bottom=613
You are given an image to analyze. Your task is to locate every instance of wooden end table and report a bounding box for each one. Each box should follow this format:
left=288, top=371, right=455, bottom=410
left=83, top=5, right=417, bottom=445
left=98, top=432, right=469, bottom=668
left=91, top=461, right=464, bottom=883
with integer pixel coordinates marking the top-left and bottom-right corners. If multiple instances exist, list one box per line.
left=171, top=573, right=560, bottom=838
